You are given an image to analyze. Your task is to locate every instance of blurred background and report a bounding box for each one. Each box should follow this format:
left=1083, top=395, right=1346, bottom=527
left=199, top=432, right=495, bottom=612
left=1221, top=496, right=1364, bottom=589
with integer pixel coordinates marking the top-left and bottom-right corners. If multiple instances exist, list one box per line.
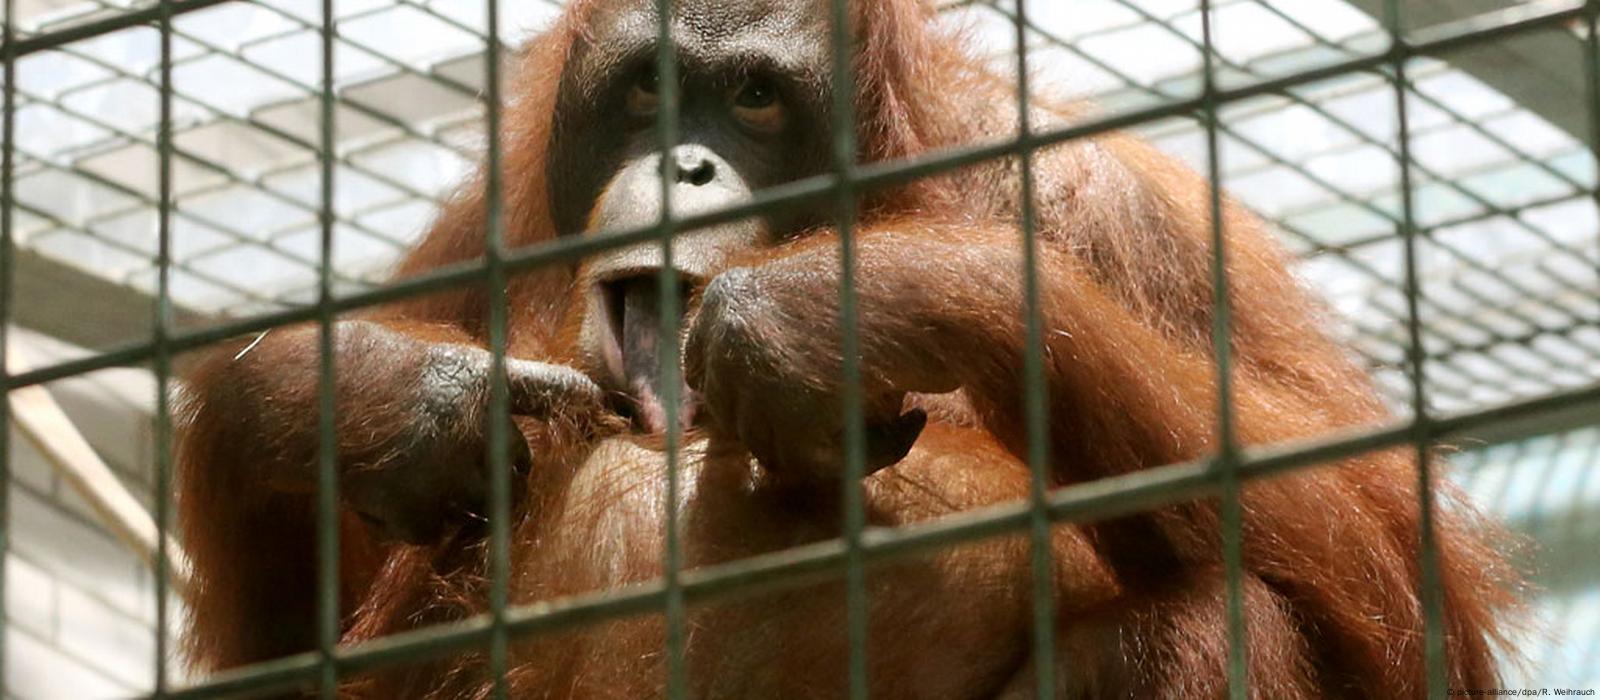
left=2, top=0, right=1597, bottom=695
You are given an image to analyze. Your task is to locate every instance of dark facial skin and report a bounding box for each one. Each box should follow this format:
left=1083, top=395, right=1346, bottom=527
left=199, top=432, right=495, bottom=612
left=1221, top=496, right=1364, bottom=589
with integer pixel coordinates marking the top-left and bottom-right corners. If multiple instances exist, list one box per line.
left=546, top=0, right=837, bottom=434
left=547, top=0, right=834, bottom=241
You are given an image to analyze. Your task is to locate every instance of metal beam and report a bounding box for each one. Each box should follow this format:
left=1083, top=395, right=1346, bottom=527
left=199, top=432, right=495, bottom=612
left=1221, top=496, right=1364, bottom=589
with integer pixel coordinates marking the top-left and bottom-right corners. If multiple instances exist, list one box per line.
left=1347, top=0, right=1594, bottom=146
left=6, top=343, right=193, bottom=596
left=10, top=247, right=209, bottom=351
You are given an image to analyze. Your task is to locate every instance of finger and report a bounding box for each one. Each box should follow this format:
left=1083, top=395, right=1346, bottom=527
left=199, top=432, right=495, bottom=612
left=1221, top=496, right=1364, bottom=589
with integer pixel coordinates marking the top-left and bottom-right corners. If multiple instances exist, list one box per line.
left=504, top=359, right=604, bottom=418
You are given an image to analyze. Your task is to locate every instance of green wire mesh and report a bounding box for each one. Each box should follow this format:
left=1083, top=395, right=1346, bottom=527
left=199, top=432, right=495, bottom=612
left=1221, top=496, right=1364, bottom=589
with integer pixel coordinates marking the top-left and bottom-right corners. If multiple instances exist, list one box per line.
left=0, top=0, right=1597, bottom=697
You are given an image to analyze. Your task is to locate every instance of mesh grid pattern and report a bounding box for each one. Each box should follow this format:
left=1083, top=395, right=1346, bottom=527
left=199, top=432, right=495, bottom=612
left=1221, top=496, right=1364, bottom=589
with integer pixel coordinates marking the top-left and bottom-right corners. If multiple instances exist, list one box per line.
left=3, top=0, right=1598, bottom=696
left=6, top=0, right=1597, bottom=416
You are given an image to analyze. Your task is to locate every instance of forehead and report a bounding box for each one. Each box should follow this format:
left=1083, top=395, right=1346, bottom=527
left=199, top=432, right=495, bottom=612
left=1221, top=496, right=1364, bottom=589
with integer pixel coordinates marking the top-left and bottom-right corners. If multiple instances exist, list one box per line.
left=584, top=0, right=832, bottom=72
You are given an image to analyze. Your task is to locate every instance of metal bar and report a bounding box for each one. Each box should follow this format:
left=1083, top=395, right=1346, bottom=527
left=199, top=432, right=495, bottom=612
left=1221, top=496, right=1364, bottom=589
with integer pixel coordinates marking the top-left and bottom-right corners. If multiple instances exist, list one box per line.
left=482, top=0, right=512, bottom=694
left=650, top=0, right=688, bottom=696
left=1010, top=0, right=1057, bottom=695
left=1382, top=0, right=1450, bottom=691
left=822, top=1, right=869, bottom=697
left=314, top=0, right=341, bottom=696
left=152, top=0, right=176, bottom=694
left=1586, top=4, right=1600, bottom=335
left=1196, top=1, right=1249, bottom=696
left=0, top=0, right=15, bottom=688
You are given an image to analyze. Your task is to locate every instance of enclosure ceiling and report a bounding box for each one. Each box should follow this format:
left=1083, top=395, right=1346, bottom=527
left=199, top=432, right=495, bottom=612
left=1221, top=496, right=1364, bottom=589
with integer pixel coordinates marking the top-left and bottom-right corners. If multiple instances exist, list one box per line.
left=3, top=0, right=1598, bottom=416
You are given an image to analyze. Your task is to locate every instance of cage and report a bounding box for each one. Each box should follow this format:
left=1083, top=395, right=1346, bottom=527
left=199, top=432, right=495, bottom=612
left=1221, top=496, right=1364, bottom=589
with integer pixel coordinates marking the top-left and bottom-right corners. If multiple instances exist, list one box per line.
left=0, top=0, right=1597, bottom=697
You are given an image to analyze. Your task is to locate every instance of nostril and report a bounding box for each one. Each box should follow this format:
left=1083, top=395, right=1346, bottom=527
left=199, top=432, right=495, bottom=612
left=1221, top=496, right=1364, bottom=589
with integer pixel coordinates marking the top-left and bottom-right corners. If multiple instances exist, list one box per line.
left=688, top=162, right=715, bottom=186
left=675, top=155, right=716, bottom=187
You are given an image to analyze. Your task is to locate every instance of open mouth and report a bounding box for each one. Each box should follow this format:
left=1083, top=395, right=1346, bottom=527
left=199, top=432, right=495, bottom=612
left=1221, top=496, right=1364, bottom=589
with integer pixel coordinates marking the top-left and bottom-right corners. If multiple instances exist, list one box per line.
left=598, top=274, right=698, bottom=434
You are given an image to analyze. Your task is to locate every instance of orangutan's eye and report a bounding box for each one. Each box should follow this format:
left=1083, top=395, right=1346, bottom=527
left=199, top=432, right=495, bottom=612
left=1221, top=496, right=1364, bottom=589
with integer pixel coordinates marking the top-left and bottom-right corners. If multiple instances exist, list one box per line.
left=731, top=76, right=786, bottom=133
left=626, top=66, right=661, bottom=118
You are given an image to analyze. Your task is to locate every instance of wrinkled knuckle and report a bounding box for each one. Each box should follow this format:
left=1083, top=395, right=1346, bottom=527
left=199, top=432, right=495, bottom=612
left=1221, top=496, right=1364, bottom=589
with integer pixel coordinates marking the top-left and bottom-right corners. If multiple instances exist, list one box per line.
left=427, top=344, right=489, bottom=386
left=702, top=267, right=759, bottom=311
left=700, top=268, right=772, bottom=338
left=418, top=345, right=489, bottom=420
